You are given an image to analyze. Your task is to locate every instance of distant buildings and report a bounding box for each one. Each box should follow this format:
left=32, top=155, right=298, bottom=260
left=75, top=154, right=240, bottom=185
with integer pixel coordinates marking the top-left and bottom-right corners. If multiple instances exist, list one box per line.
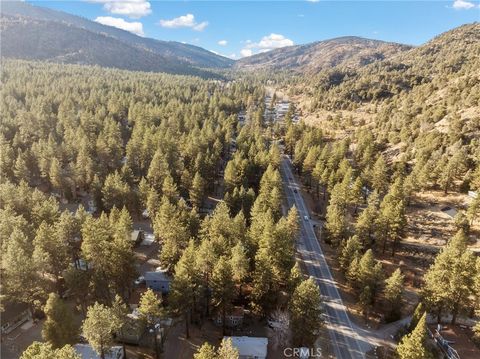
left=226, top=336, right=268, bottom=359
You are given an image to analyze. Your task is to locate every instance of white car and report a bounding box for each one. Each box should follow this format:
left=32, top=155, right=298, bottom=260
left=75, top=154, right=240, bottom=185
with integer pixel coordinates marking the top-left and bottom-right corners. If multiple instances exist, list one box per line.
left=134, top=276, right=145, bottom=285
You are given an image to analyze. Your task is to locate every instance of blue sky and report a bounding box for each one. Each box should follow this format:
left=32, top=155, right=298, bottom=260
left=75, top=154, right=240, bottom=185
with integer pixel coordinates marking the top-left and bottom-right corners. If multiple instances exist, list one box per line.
left=29, top=1, right=480, bottom=59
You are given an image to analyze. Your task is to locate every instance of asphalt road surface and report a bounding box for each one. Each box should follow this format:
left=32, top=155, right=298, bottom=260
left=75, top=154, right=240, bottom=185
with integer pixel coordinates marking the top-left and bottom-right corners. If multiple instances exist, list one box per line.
left=280, top=155, right=372, bottom=359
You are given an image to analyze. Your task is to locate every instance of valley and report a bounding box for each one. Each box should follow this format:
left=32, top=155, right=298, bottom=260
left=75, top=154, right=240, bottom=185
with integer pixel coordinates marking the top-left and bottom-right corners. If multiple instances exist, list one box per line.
left=1, top=2, right=479, bottom=359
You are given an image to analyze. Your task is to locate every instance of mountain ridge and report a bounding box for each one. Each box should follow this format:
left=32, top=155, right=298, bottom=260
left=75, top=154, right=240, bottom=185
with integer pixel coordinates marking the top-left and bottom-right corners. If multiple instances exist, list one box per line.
left=0, top=1, right=233, bottom=71
left=234, top=36, right=413, bottom=73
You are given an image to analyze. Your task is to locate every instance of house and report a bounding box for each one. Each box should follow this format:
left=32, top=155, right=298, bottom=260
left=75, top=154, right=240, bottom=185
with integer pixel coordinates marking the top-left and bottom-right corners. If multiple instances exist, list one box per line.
left=1, top=302, right=32, bottom=334
left=215, top=306, right=244, bottom=328
left=115, top=311, right=146, bottom=345
left=74, top=344, right=123, bottom=359
left=145, top=270, right=171, bottom=294
left=226, top=336, right=268, bottom=359
left=130, top=230, right=143, bottom=246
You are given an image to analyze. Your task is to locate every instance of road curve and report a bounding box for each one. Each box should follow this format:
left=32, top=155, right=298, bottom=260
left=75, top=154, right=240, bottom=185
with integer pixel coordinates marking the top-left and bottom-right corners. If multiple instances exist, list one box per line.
left=280, top=155, right=371, bottom=359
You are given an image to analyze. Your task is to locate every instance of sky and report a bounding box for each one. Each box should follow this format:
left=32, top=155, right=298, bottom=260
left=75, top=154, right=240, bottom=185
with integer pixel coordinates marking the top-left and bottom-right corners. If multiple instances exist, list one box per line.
left=28, top=0, right=480, bottom=59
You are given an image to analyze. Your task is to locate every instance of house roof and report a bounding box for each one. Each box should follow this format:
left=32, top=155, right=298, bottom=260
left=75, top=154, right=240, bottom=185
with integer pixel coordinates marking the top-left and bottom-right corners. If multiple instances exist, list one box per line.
left=144, top=271, right=171, bottom=282
left=74, top=344, right=123, bottom=359
left=226, top=336, right=268, bottom=358
left=441, top=206, right=458, bottom=218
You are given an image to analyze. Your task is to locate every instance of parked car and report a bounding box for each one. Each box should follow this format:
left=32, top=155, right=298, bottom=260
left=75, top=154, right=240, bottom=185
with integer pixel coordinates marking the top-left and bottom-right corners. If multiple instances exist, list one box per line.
left=134, top=276, right=145, bottom=285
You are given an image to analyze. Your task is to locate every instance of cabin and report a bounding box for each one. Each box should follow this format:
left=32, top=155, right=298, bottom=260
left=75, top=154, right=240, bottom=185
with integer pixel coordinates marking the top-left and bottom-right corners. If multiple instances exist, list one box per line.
left=214, top=306, right=244, bottom=328
left=226, top=336, right=268, bottom=359
left=115, top=310, right=147, bottom=345
left=145, top=270, right=171, bottom=294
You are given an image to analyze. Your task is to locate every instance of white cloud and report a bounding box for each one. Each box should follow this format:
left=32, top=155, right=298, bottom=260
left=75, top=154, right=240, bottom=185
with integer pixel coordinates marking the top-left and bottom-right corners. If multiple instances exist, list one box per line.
left=255, top=33, right=294, bottom=50
left=95, top=16, right=144, bottom=36
left=159, top=13, right=209, bottom=31
left=218, top=40, right=228, bottom=46
left=240, top=33, right=294, bottom=57
left=193, top=21, right=209, bottom=31
left=240, top=49, right=253, bottom=57
left=89, top=1, right=151, bottom=19
left=452, top=0, right=476, bottom=9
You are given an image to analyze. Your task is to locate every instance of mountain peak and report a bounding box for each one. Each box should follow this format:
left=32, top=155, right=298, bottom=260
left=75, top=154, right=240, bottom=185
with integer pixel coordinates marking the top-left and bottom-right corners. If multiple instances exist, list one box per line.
left=234, top=36, right=412, bottom=73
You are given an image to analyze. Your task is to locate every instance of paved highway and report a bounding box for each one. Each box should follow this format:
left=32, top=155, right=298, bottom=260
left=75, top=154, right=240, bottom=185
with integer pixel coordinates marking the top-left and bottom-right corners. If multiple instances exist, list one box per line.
left=280, top=155, right=371, bottom=359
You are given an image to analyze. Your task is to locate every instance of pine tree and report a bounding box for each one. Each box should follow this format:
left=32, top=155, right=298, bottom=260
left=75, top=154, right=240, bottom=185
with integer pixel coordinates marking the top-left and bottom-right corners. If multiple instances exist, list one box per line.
left=14, top=151, right=32, bottom=185
left=190, top=171, right=205, bottom=209
left=196, top=238, right=216, bottom=316
left=359, top=285, right=373, bottom=320
left=355, top=250, right=383, bottom=300
left=396, top=313, right=432, bottom=359
left=211, top=256, right=235, bottom=335
left=147, top=150, right=170, bottom=192
left=467, top=195, right=480, bottom=225
left=42, top=293, right=77, bottom=348
left=111, top=295, right=129, bottom=358
left=339, top=235, right=363, bottom=272
left=2, top=229, right=46, bottom=311
left=20, top=342, right=80, bottom=359
left=251, top=250, right=277, bottom=315
left=217, top=338, right=240, bottom=359
left=169, top=241, right=199, bottom=338
left=371, top=155, right=389, bottom=195
left=384, top=269, right=405, bottom=316
left=422, top=230, right=476, bottom=324
left=194, top=343, right=217, bottom=359
left=325, top=200, right=347, bottom=246
left=138, top=288, right=163, bottom=326
left=290, top=278, right=323, bottom=347
left=355, top=191, right=379, bottom=247
left=162, top=174, right=179, bottom=204
left=408, top=302, right=425, bottom=332
left=376, top=184, right=407, bottom=256
left=82, top=303, right=116, bottom=359
left=288, top=262, right=303, bottom=295
left=230, top=243, right=249, bottom=294
left=33, top=222, right=70, bottom=281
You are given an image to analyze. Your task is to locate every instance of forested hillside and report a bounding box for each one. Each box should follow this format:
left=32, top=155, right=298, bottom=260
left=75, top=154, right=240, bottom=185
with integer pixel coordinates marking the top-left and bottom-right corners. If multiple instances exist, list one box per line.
left=291, top=24, right=480, bottom=193
left=0, top=1, right=232, bottom=75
